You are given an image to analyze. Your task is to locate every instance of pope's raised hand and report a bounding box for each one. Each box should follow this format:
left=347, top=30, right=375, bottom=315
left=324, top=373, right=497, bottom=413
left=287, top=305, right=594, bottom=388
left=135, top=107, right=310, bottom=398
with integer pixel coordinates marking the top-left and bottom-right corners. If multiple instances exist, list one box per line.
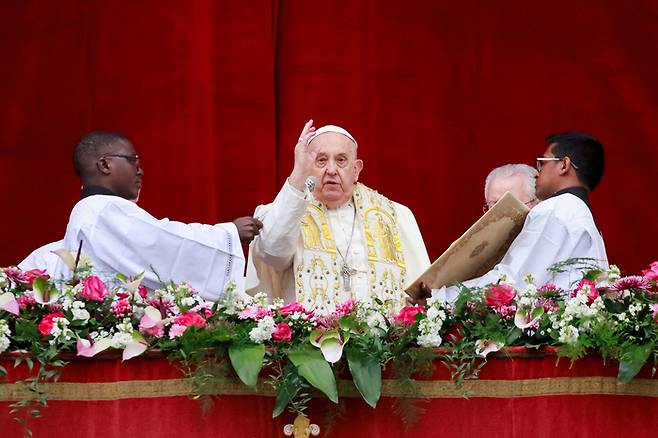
left=289, top=119, right=317, bottom=191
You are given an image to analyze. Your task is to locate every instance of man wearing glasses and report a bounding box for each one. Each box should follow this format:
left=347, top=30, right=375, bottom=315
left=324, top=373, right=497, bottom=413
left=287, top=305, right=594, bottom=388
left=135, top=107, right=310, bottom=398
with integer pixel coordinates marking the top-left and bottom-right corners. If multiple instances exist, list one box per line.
left=423, top=132, right=608, bottom=305
left=48, top=130, right=262, bottom=301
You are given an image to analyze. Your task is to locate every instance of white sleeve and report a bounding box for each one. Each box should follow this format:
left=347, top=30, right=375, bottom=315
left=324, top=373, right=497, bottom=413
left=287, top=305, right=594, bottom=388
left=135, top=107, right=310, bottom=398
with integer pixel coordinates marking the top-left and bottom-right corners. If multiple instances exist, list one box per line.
left=80, top=201, right=244, bottom=301
left=461, top=206, right=572, bottom=289
left=394, top=202, right=431, bottom=287
left=251, top=179, right=310, bottom=270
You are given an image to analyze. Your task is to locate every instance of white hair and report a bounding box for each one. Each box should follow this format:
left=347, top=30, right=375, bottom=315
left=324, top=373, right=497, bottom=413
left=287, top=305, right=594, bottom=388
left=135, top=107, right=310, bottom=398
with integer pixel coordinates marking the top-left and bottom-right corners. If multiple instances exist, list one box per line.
left=484, top=163, right=537, bottom=201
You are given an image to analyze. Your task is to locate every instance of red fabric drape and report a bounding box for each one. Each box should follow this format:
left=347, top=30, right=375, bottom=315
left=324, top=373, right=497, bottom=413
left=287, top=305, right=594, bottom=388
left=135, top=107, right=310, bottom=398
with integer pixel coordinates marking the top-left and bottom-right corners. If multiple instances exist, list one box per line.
left=2, top=354, right=657, bottom=437
left=1, top=1, right=658, bottom=273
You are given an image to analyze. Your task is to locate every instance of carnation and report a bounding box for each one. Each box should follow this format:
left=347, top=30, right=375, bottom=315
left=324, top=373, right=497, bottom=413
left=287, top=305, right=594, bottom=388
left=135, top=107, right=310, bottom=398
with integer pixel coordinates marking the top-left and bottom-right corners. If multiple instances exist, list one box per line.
left=392, top=306, right=424, bottom=326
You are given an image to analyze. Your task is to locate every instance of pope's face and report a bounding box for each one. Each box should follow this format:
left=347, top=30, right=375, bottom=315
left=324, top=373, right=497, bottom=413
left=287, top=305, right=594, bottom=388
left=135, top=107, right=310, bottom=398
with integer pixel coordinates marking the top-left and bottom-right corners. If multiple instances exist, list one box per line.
left=310, top=133, right=363, bottom=208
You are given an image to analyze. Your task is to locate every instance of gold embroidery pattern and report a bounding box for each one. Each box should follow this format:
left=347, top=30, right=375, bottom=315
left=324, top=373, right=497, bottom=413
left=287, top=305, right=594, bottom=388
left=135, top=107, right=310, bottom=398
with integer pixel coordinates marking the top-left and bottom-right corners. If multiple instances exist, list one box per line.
left=300, top=212, right=323, bottom=250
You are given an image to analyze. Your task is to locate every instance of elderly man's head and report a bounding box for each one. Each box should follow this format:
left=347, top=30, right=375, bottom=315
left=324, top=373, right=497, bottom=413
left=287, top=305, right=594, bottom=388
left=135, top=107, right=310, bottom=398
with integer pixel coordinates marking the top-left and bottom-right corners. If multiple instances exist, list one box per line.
left=484, top=164, right=538, bottom=211
left=308, top=126, right=363, bottom=208
left=73, top=130, right=143, bottom=201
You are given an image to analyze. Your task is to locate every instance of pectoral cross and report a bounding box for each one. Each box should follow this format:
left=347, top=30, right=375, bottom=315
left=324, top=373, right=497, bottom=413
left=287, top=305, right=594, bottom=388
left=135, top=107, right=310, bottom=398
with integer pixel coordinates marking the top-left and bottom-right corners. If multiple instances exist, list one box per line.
left=341, top=264, right=357, bottom=292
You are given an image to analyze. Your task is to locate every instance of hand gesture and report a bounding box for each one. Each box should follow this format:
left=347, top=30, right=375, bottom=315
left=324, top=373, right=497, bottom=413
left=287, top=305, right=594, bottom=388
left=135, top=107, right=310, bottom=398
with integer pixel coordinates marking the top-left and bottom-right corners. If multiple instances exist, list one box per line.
left=289, top=119, right=317, bottom=191
left=232, top=216, right=264, bottom=244
left=406, top=281, right=432, bottom=307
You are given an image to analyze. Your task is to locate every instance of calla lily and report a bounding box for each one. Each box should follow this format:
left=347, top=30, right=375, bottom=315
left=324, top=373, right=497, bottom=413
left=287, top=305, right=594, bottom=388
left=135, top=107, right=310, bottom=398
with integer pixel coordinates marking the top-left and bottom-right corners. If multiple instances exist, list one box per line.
left=475, top=339, right=503, bottom=358
left=310, top=329, right=347, bottom=363
left=0, top=292, right=19, bottom=315
left=52, top=249, right=77, bottom=271
left=124, top=274, right=145, bottom=295
left=514, top=306, right=544, bottom=329
left=32, top=277, right=60, bottom=304
left=122, top=332, right=148, bottom=361
left=139, top=306, right=162, bottom=328
left=76, top=337, right=112, bottom=357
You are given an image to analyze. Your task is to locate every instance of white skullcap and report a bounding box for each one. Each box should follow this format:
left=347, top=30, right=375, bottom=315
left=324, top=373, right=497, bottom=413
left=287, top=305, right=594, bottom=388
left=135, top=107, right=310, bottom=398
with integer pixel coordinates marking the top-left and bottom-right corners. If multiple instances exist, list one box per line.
left=307, top=125, right=357, bottom=146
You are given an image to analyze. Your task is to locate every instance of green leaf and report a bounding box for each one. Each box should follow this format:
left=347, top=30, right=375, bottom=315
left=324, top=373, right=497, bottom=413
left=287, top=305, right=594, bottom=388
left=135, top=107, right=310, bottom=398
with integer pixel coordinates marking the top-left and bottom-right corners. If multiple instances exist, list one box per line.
left=506, top=328, right=523, bottom=345
left=618, top=341, right=655, bottom=384
left=603, top=299, right=627, bottom=314
left=211, top=325, right=232, bottom=343
left=228, top=343, right=265, bottom=388
left=346, top=345, right=381, bottom=408
left=287, top=346, right=338, bottom=403
left=272, top=368, right=303, bottom=418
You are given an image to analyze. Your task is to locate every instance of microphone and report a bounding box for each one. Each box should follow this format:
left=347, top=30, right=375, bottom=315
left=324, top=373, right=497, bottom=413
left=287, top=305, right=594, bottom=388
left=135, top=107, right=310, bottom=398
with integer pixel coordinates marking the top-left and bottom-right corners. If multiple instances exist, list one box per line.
left=305, top=176, right=318, bottom=193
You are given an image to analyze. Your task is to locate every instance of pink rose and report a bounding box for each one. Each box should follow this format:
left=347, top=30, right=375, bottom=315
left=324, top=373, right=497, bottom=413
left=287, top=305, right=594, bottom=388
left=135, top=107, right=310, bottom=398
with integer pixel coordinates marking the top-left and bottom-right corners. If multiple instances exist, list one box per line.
left=572, top=279, right=599, bottom=305
left=174, top=312, right=206, bottom=327
left=272, top=322, right=293, bottom=342
left=642, top=262, right=658, bottom=282
left=279, top=301, right=305, bottom=316
left=168, top=324, right=187, bottom=339
left=38, top=311, right=64, bottom=335
left=392, top=306, right=424, bottom=326
left=80, top=276, right=109, bottom=301
left=485, top=284, right=516, bottom=308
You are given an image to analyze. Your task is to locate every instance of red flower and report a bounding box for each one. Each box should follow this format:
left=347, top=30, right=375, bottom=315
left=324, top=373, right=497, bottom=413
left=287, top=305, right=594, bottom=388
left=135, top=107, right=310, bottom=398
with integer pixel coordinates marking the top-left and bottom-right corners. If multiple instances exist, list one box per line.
left=174, top=312, right=206, bottom=327
left=484, top=284, right=516, bottom=308
left=80, top=276, right=109, bottom=301
left=571, top=279, right=599, bottom=305
left=392, top=306, right=424, bottom=326
left=38, top=312, right=64, bottom=335
left=137, top=285, right=148, bottom=299
left=272, top=322, right=293, bottom=342
left=642, top=262, right=658, bottom=282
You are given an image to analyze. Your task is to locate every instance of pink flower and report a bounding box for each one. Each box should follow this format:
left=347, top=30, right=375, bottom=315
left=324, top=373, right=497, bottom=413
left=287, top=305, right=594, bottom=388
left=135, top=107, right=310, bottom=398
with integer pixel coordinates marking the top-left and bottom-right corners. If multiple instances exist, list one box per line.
left=168, top=324, right=187, bottom=338
left=279, top=301, right=305, bottom=316
left=485, top=284, right=516, bottom=308
left=110, top=298, right=132, bottom=317
left=535, top=297, right=559, bottom=313
left=336, top=299, right=358, bottom=316
left=238, top=306, right=274, bottom=320
left=572, top=279, right=599, bottom=305
left=4, top=268, right=49, bottom=287
left=392, top=306, right=424, bottom=326
left=140, top=323, right=165, bottom=338
left=611, top=276, right=650, bottom=292
left=80, top=276, right=109, bottom=301
left=642, top=262, right=658, bottom=282
left=272, top=322, right=293, bottom=342
left=174, top=312, right=206, bottom=328
left=537, top=283, right=562, bottom=296
left=38, top=312, right=64, bottom=335
left=17, top=293, right=37, bottom=310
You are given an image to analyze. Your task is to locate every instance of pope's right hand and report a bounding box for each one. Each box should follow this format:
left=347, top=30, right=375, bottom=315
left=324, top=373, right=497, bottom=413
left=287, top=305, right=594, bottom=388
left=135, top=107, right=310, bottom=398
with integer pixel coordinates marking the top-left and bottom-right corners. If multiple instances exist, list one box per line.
left=288, top=119, right=317, bottom=191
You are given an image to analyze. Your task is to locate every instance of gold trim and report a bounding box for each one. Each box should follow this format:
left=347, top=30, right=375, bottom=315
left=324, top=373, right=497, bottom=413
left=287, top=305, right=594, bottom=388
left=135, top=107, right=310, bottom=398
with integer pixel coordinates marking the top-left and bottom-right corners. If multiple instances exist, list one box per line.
left=1, top=376, right=657, bottom=402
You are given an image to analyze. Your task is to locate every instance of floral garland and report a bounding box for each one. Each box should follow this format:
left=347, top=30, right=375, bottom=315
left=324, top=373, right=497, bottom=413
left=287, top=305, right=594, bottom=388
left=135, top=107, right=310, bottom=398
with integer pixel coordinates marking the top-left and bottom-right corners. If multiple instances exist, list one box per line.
left=1, top=258, right=658, bottom=428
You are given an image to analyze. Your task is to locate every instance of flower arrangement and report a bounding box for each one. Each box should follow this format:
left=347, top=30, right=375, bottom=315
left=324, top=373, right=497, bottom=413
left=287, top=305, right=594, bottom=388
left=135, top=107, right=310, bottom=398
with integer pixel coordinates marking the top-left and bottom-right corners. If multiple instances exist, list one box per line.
left=1, top=258, right=658, bottom=428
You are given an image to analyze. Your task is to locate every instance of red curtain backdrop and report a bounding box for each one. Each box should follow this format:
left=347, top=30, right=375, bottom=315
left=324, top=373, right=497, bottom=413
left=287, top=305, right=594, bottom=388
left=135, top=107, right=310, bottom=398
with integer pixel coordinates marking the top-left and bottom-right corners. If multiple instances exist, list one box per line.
left=1, top=1, right=658, bottom=274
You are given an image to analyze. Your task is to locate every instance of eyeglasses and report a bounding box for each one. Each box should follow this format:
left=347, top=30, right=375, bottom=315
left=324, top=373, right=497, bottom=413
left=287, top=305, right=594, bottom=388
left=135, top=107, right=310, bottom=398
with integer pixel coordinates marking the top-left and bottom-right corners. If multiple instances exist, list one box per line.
left=483, top=198, right=537, bottom=213
left=535, top=156, right=579, bottom=172
left=102, top=154, right=141, bottom=166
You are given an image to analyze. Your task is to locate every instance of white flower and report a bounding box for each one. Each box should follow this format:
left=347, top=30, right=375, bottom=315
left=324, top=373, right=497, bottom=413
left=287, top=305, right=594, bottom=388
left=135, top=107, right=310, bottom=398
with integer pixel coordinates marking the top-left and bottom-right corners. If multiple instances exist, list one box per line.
left=249, top=316, right=275, bottom=343
left=558, top=325, right=579, bottom=344
left=417, top=332, right=442, bottom=348
left=0, top=335, right=9, bottom=354
left=426, top=306, right=440, bottom=320
left=0, top=271, right=8, bottom=288
left=181, top=297, right=195, bottom=307
left=51, top=317, right=73, bottom=342
left=72, top=307, right=90, bottom=324
left=111, top=331, right=133, bottom=348
left=0, top=320, right=10, bottom=336
left=365, top=311, right=387, bottom=337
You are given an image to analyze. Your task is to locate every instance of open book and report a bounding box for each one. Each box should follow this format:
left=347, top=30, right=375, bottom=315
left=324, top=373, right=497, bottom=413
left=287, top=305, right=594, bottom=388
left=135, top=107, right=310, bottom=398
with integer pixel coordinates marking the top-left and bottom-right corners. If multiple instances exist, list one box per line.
left=406, top=192, right=530, bottom=298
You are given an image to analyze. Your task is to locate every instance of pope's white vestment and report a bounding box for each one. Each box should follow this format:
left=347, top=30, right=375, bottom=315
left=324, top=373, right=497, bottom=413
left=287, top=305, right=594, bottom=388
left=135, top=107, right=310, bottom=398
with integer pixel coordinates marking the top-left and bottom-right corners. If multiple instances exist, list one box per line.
left=246, top=180, right=430, bottom=312
left=434, top=190, right=608, bottom=302
left=52, top=194, right=245, bottom=301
